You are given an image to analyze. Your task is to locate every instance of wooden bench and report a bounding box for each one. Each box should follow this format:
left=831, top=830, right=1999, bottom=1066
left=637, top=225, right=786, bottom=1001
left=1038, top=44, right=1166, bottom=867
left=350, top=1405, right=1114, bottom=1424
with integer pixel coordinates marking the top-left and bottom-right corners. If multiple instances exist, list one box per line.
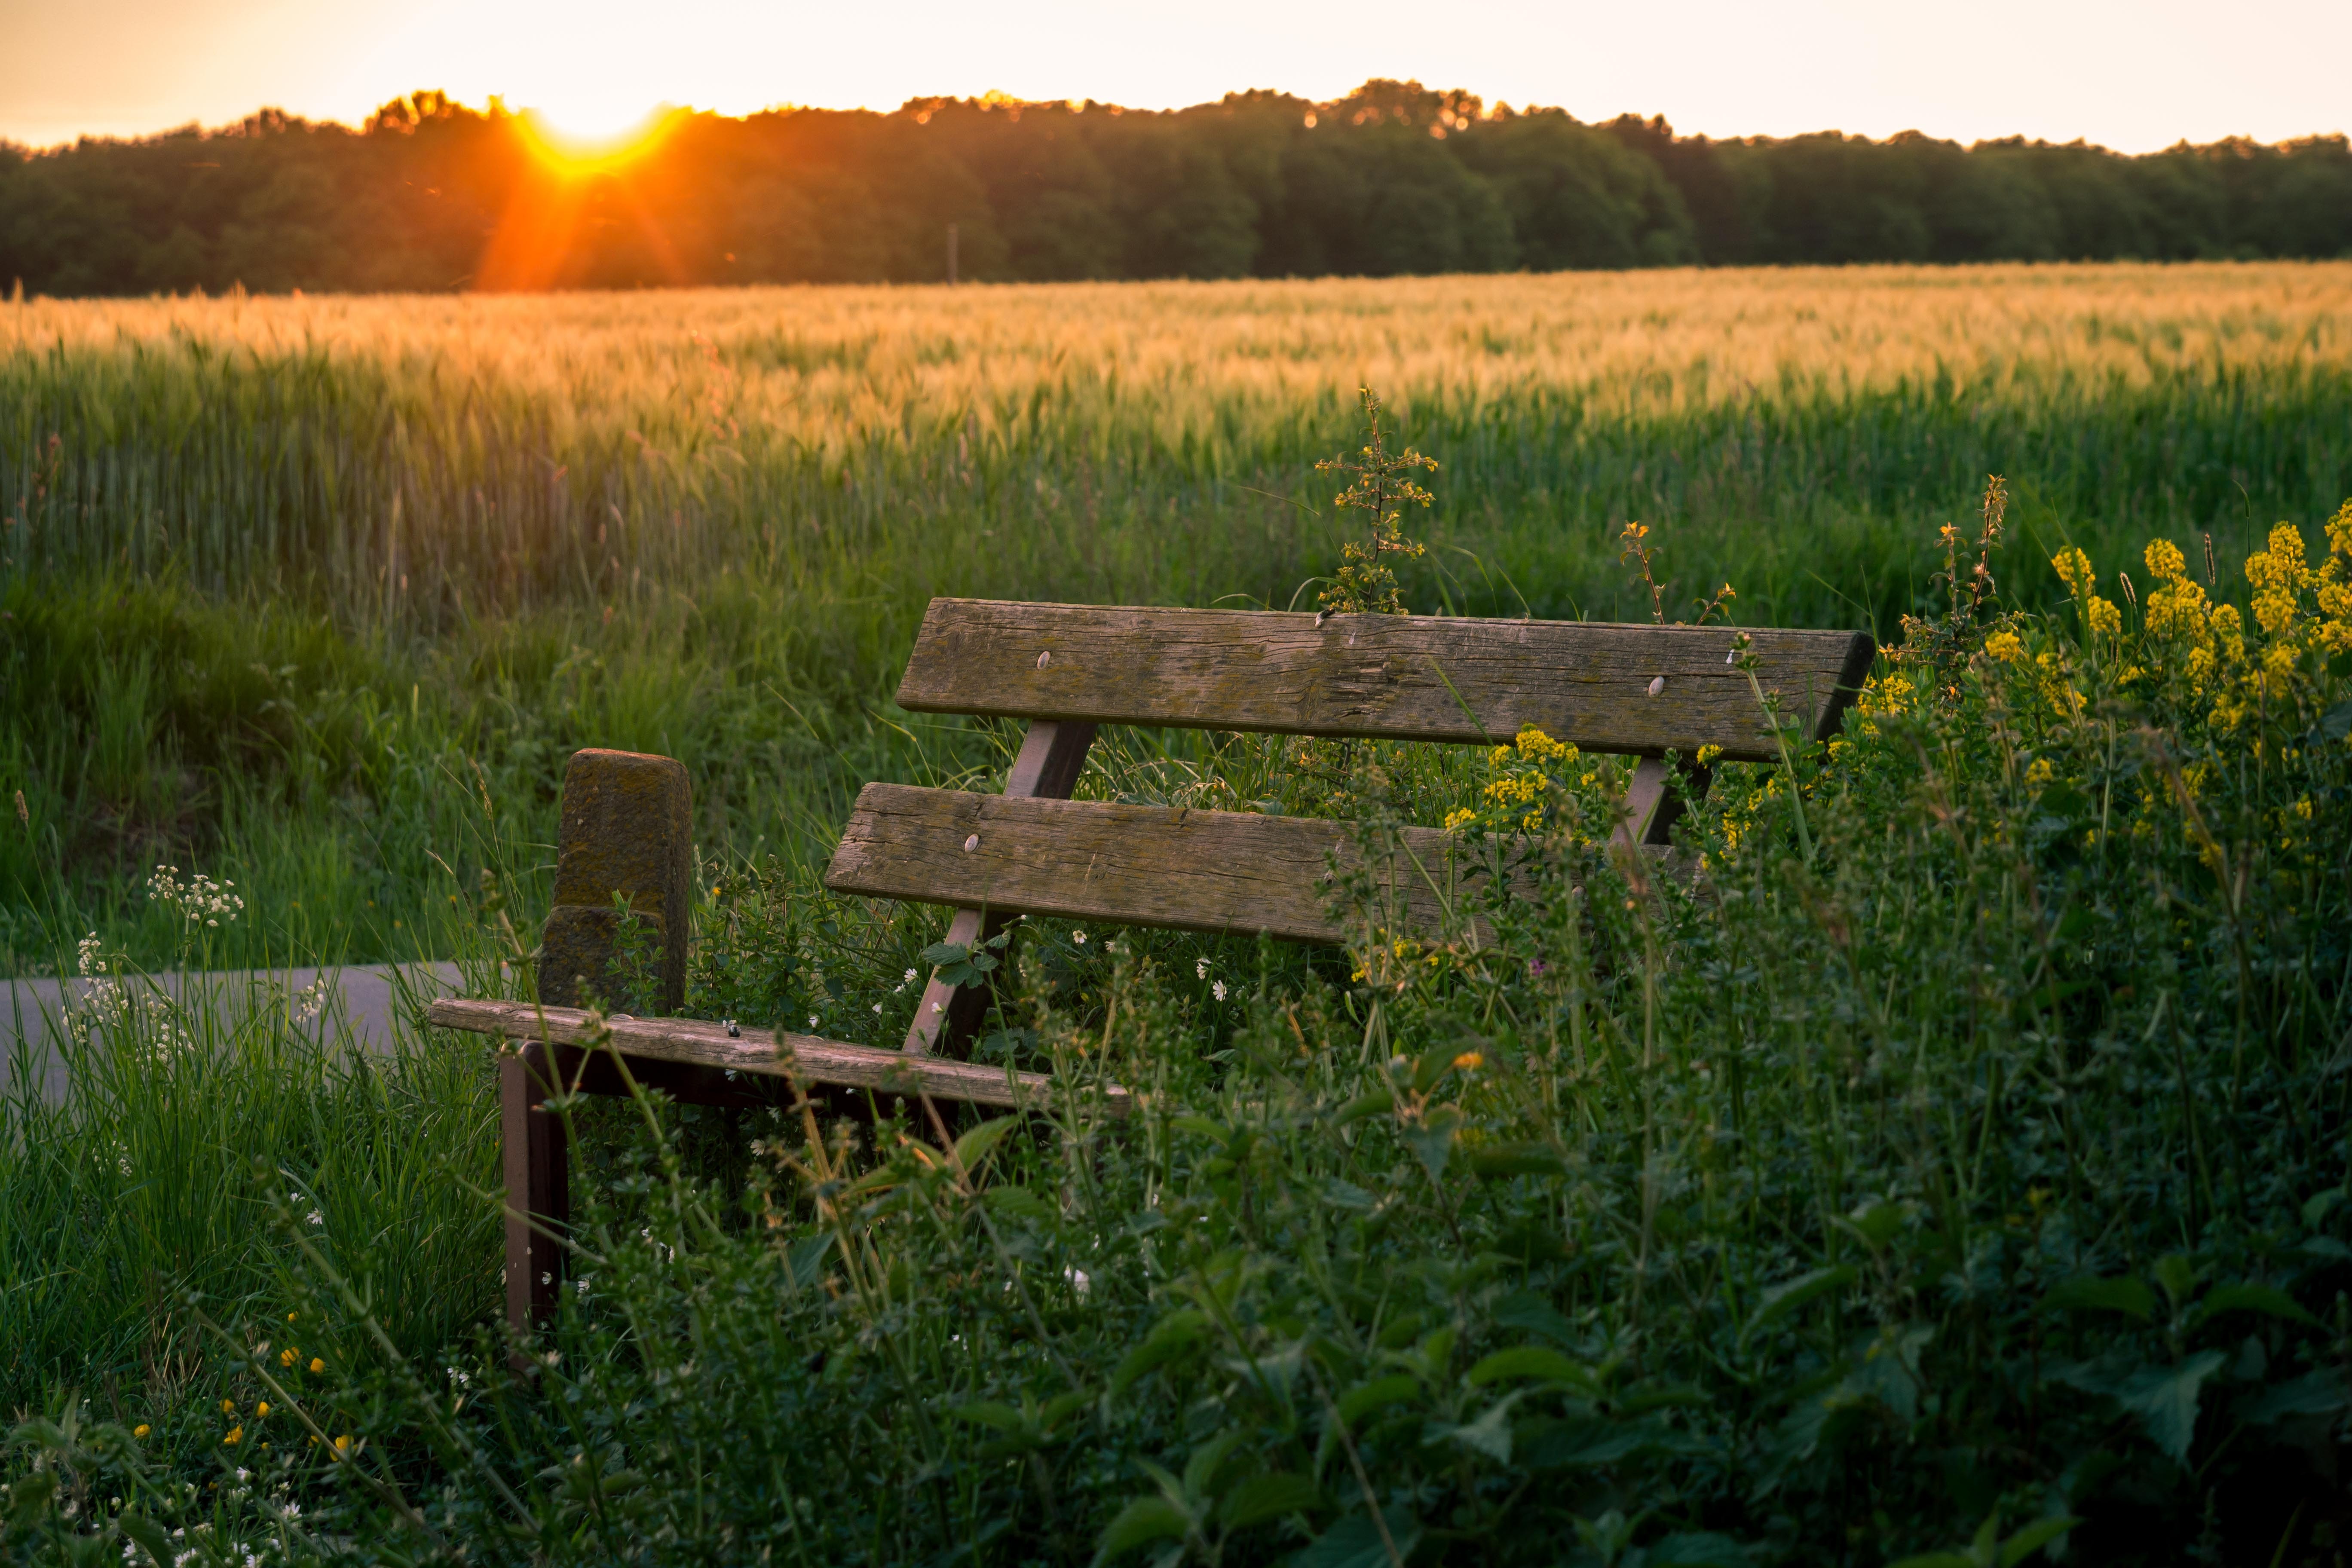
left=429, top=599, right=1873, bottom=1332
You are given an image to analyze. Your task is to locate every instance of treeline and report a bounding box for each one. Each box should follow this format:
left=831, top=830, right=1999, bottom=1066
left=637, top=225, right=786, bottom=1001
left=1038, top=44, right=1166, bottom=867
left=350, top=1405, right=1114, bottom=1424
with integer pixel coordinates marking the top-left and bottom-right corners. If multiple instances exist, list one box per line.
left=4, top=79, right=2349, bottom=294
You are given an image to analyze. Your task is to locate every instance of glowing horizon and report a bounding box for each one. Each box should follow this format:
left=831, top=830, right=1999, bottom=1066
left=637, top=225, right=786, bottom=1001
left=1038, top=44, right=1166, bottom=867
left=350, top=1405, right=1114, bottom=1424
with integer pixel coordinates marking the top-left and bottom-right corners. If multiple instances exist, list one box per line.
left=3, top=0, right=2347, bottom=157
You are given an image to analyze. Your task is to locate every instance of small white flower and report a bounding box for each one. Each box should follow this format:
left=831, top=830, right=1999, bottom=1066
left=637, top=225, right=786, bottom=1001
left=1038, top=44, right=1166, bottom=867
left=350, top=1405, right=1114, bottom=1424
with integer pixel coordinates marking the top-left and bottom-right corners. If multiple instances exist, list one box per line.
left=1195, top=958, right=1210, bottom=980
left=1212, top=981, right=1228, bottom=1002
left=903, top=968, right=918, bottom=983
left=871, top=1003, right=883, bottom=1014
left=306, top=1211, right=323, bottom=1226
left=281, top=1502, right=300, bottom=1520
left=1064, top=1266, right=1091, bottom=1297
left=808, top=1015, right=820, bottom=1029
left=1071, top=931, right=1086, bottom=945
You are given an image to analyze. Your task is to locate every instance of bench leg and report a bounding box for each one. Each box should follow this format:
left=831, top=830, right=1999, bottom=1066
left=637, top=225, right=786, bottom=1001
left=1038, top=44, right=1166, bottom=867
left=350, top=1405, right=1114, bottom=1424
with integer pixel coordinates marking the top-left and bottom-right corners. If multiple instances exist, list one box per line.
left=502, top=1043, right=570, bottom=1341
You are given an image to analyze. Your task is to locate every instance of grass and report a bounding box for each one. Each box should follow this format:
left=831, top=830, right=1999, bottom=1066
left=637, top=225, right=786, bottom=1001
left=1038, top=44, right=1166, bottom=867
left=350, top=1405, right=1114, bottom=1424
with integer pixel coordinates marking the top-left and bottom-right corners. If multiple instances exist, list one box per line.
left=3, top=263, right=2349, bottom=968
left=0, top=263, right=2349, bottom=1563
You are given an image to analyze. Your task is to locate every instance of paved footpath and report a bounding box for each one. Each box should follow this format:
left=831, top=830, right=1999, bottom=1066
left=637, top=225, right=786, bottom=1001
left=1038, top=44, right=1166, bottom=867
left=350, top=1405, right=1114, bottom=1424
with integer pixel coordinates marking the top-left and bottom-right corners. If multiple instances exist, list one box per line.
left=3, top=962, right=465, bottom=1105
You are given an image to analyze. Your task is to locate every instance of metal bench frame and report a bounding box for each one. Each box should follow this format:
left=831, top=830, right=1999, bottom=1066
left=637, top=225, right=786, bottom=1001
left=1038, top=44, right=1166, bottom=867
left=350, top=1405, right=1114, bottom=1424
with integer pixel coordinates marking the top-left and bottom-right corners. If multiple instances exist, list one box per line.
left=429, top=598, right=1873, bottom=1332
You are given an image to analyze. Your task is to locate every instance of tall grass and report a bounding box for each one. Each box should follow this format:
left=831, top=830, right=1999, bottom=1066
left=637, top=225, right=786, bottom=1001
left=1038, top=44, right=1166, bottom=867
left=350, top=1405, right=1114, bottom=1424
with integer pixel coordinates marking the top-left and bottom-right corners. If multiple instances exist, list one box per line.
left=6, top=265, right=2348, bottom=970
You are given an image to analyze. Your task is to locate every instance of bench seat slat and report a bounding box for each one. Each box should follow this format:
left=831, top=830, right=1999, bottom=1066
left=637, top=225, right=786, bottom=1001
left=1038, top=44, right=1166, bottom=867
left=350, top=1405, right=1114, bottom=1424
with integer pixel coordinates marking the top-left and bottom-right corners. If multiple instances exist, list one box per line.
left=895, top=600, right=1875, bottom=763
left=825, top=784, right=1507, bottom=944
left=426, top=998, right=1129, bottom=1114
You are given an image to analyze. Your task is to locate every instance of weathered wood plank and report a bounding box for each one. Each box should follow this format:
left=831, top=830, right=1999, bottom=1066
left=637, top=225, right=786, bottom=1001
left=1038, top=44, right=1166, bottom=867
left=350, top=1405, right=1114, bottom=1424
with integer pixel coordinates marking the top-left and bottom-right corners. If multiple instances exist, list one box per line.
left=826, top=785, right=1510, bottom=944
left=426, top=999, right=1129, bottom=1115
left=906, top=718, right=1097, bottom=1056
left=895, top=600, right=1875, bottom=763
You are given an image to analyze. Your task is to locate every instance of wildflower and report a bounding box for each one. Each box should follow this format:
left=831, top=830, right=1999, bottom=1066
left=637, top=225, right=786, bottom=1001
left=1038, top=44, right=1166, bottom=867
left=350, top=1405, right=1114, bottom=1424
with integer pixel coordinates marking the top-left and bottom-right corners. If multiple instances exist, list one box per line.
left=279, top=1348, right=296, bottom=1366
left=306, top=1211, right=322, bottom=1227
left=2087, top=597, right=2122, bottom=635
left=333, top=1435, right=351, bottom=1454
left=1195, top=957, right=1210, bottom=979
left=2023, top=757, right=2055, bottom=786
left=1452, top=1051, right=1483, bottom=1071
left=1071, top=930, right=1086, bottom=945
left=1984, top=630, right=2027, bottom=664
left=903, top=968, right=918, bottom=983
left=223, top=1426, right=242, bottom=1446
left=220, top=1400, right=236, bottom=1414
left=309, top=1358, right=324, bottom=1374
left=1695, top=744, right=1723, bottom=766
left=871, top=1002, right=882, bottom=1014
left=255, top=1403, right=269, bottom=1417
left=133, top=1424, right=149, bottom=1439
left=1211, top=981, right=1228, bottom=1002
left=1442, top=807, right=1476, bottom=831
left=808, top=1015, right=819, bottom=1029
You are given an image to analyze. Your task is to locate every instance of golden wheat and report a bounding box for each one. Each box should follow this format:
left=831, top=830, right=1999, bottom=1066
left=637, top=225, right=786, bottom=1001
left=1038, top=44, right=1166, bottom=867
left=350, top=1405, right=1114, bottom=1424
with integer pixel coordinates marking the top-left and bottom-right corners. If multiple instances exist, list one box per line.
left=9, top=263, right=2349, bottom=456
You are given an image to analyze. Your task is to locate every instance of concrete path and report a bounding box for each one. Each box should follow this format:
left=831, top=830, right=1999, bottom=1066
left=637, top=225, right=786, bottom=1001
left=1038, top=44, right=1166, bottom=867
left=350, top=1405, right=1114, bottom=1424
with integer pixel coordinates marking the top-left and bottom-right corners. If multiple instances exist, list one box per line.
left=3, top=962, right=466, bottom=1104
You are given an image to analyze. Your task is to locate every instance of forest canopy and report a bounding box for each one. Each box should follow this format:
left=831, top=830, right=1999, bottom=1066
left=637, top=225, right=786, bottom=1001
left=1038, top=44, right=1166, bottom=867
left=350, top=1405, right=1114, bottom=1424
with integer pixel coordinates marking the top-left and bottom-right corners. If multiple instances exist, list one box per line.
left=3, top=79, right=2349, bottom=295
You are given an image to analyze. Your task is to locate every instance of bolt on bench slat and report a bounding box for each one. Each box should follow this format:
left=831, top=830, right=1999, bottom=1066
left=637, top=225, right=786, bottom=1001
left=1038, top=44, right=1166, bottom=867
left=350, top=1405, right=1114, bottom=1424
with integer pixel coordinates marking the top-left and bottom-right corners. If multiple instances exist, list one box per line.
left=826, top=783, right=1513, bottom=945
left=895, top=600, right=1875, bottom=764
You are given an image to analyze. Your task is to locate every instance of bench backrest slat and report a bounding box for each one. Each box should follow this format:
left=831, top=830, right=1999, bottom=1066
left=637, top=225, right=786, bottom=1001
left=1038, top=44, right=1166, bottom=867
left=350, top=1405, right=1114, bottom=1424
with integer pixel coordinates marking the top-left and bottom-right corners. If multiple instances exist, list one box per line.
left=895, top=600, right=1875, bottom=764
left=827, top=783, right=1505, bottom=945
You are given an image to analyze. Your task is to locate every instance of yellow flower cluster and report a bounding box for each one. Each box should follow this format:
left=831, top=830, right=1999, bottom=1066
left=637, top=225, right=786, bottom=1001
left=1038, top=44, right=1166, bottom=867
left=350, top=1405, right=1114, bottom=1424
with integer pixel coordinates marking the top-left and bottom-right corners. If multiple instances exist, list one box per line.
left=2051, top=546, right=2123, bottom=637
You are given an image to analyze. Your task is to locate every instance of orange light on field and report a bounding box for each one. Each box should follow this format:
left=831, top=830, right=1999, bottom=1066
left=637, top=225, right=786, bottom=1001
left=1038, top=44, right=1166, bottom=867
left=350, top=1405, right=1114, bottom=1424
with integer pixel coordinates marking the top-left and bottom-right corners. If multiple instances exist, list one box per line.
left=516, top=101, right=679, bottom=178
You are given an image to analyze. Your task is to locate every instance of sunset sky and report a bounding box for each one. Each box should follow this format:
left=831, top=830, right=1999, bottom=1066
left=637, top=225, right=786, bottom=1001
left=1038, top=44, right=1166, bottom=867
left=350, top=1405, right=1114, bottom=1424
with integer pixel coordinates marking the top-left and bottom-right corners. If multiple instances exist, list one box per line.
left=3, top=0, right=2346, bottom=154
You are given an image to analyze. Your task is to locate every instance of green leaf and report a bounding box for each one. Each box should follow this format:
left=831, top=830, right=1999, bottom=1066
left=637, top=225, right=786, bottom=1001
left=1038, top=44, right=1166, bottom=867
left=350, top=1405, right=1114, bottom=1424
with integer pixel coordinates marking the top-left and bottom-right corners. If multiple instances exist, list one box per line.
left=952, top=1115, right=1018, bottom=1173
left=1998, top=1516, right=2082, bottom=1567
left=981, top=1186, right=1056, bottom=1226
left=2037, top=1274, right=2155, bottom=1322
left=1401, top=1105, right=1463, bottom=1182
left=784, top=1233, right=833, bottom=1289
left=1294, top=1506, right=1422, bottom=1568
left=1171, top=1115, right=1231, bottom=1146
left=1835, top=1199, right=1905, bottom=1250
left=1493, top=1290, right=1581, bottom=1349
left=2117, top=1348, right=2227, bottom=1462
left=2196, top=1282, right=2322, bottom=1329
left=1337, top=1372, right=1422, bottom=1424
left=1110, top=1309, right=1208, bottom=1396
left=1217, top=1471, right=1322, bottom=1529
left=1438, top=1391, right=1523, bottom=1461
left=1466, top=1345, right=1594, bottom=1390
left=116, top=1513, right=173, bottom=1562
left=1743, top=1265, right=1856, bottom=1344
left=1095, top=1496, right=1190, bottom=1558
left=2318, top=697, right=2352, bottom=743
left=1467, top=1142, right=1567, bottom=1179
left=1182, top=1431, right=1243, bottom=1498
left=2301, top=1187, right=2345, bottom=1228
left=2232, top=1369, right=2350, bottom=1424
left=919, top=941, right=968, bottom=967
left=1331, top=1090, right=1394, bottom=1125
left=2150, top=1253, right=2198, bottom=1312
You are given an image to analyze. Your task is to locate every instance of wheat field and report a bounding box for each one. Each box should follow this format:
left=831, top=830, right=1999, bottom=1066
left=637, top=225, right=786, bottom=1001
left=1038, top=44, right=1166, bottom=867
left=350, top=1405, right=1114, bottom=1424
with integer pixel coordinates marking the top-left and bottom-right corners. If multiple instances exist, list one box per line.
left=3, top=260, right=2349, bottom=965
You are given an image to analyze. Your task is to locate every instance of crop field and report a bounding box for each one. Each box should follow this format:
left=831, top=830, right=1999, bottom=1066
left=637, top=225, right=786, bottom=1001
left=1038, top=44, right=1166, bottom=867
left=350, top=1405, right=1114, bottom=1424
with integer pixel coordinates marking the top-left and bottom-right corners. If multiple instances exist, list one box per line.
left=4, top=261, right=2349, bottom=968
left=3, top=262, right=2351, bottom=1565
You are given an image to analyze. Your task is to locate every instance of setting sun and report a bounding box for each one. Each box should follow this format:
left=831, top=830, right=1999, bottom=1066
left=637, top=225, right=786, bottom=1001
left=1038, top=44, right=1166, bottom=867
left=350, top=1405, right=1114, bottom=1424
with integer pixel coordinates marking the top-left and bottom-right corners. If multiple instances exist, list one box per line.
left=517, top=100, right=677, bottom=175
